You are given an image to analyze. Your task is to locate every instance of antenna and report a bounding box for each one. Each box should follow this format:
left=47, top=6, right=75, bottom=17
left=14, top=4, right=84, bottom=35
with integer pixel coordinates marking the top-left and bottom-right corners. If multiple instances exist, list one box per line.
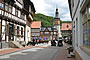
left=56, top=4, right=57, bottom=9
left=55, top=0, right=58, bottom=8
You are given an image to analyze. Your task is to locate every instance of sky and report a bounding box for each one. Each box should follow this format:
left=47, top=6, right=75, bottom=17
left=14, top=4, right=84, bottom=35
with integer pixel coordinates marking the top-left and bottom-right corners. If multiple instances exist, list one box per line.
left=31, top=0, right=71, bottom=21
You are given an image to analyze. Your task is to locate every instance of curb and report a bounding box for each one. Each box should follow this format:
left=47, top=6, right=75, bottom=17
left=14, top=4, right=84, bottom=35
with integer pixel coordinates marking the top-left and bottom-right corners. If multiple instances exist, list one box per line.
left=0, top=44, right=51, bottom=56
left=0, top=46, right=35, bottom=56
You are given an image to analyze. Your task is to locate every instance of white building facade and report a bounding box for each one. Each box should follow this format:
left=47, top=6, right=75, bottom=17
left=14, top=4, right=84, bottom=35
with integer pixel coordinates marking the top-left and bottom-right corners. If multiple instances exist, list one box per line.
left=68, top=0, right=90, bottom=60
left=0, top=0, right=35, bottom=48
left=0, top=0, right=26, bottom=48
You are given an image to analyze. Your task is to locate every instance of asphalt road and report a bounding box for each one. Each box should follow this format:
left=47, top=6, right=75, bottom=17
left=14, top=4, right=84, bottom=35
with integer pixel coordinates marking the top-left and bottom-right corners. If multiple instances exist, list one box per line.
left=0, top=43, right=61, bottom=60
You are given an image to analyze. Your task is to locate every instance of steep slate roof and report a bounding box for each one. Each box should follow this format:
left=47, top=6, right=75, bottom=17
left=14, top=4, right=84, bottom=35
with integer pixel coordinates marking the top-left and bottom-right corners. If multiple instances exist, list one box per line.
left=61, top=23, right=72, bottom=30
left=31, top=21, right=41, bottom=28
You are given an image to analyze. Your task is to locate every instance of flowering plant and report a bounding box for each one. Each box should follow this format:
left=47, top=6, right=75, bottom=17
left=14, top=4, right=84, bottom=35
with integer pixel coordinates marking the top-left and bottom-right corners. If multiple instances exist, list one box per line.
left=21, top=34, right=23, bottom=37
left=17, top=34, right=20, bottom=37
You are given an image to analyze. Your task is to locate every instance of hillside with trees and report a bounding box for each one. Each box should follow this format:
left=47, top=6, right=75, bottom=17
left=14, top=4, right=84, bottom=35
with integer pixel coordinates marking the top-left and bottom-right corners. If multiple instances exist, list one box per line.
left=33, top=13, right=54, bottom=27
left=33, top=13, right=72, bottom=27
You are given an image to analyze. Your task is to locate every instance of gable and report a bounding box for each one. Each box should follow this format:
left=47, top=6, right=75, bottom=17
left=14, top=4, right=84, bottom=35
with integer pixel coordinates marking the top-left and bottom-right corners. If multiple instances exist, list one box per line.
left=44, top=27, right=49, bottom=32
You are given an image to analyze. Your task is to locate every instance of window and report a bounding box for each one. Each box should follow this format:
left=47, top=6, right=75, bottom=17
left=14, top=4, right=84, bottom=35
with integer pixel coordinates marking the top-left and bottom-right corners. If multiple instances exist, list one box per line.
left=82, top=4, right=90, bottom=48
left=17, top=26, right=19, bottom=35
left=51, top=32, right=53, bottom=35
left=83, top=9, right=87, bottom=22
left=2, top=3, right=3, bottom=9
left=5, top=3, right=8, bottom=11
left=9, top=5, right=12, bottom=13
left=0, top=0, right=4, bottom=9
left=0, top=3, right=1, bottom=8
left=21, top=27, right=23, bottom=37
left=41, top=32, right=43, bottom=35
left=83, top=23, right=87, bottom=46
left=15, top=9, right=18, bottom=17
left=21, top=12, right=25, bottom=19
left=88, top=4, right=90, bottom=17
left=88, top=20, right=90, bottom=46
left=45, top=32, right=49, bottom=34
left=0, top=21, right=1, bottom=41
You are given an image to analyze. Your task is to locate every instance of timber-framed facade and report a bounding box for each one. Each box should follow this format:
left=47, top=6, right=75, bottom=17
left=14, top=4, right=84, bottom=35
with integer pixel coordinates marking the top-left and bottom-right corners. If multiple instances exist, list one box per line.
left=0, top=0, right=35, bottom=48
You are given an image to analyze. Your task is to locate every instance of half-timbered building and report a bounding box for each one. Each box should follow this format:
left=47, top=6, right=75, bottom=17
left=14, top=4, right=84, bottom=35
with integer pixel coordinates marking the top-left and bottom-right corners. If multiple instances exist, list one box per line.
left=40, top=27, right=58, bottom=40
left=0, top=0, right=35, bottom=48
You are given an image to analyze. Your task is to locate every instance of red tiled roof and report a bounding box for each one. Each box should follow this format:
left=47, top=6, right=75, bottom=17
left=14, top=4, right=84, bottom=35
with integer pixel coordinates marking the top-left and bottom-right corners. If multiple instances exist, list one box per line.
left=61, top=23, right=72, bottom=30
left=31, top=21, right=41, bottom=28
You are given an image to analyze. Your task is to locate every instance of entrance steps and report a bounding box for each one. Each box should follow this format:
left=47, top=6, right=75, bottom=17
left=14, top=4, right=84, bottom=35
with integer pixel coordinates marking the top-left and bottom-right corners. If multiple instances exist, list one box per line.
left=8, top=41, right=24, bottom=48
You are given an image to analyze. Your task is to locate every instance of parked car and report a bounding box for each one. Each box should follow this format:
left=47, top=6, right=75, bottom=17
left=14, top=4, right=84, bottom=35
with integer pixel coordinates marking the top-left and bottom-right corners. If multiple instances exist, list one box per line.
left=57, top=37, right=63, bottom=47
left=51, top=40, right=56, bottom=46
left=59, top=37, right=63, bottom=40
left=64, top=38, right=69, bottom=43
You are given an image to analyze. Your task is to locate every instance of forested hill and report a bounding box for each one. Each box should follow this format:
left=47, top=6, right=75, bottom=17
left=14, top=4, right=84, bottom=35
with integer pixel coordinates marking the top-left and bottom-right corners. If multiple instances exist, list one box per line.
left=33, top=13, right=54, bottom=27
left=33, top=13, right=72, bottom=27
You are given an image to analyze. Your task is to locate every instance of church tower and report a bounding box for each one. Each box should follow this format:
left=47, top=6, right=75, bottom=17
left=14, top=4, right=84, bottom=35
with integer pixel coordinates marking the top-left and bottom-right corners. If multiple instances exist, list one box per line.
left=54, top=8, right=62, bottom=40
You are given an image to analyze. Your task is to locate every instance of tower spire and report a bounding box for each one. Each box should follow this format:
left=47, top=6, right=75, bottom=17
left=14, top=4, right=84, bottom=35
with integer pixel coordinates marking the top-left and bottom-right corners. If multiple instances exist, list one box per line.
left=55, top=8, right=59, bottom=18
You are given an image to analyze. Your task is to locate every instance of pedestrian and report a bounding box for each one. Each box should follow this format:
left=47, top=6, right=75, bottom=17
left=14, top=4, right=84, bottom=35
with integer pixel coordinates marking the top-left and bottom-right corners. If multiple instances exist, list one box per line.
left=66, top=45, right=73, bottom=58
left=36, top=39, right=38, bottom=44
left=32, top=39, right=35, bottom=46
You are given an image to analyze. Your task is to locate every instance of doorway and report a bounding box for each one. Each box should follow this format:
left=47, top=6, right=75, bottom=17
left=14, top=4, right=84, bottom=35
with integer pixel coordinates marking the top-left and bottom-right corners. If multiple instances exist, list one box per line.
left=9, top=24, right=14, bottom=41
